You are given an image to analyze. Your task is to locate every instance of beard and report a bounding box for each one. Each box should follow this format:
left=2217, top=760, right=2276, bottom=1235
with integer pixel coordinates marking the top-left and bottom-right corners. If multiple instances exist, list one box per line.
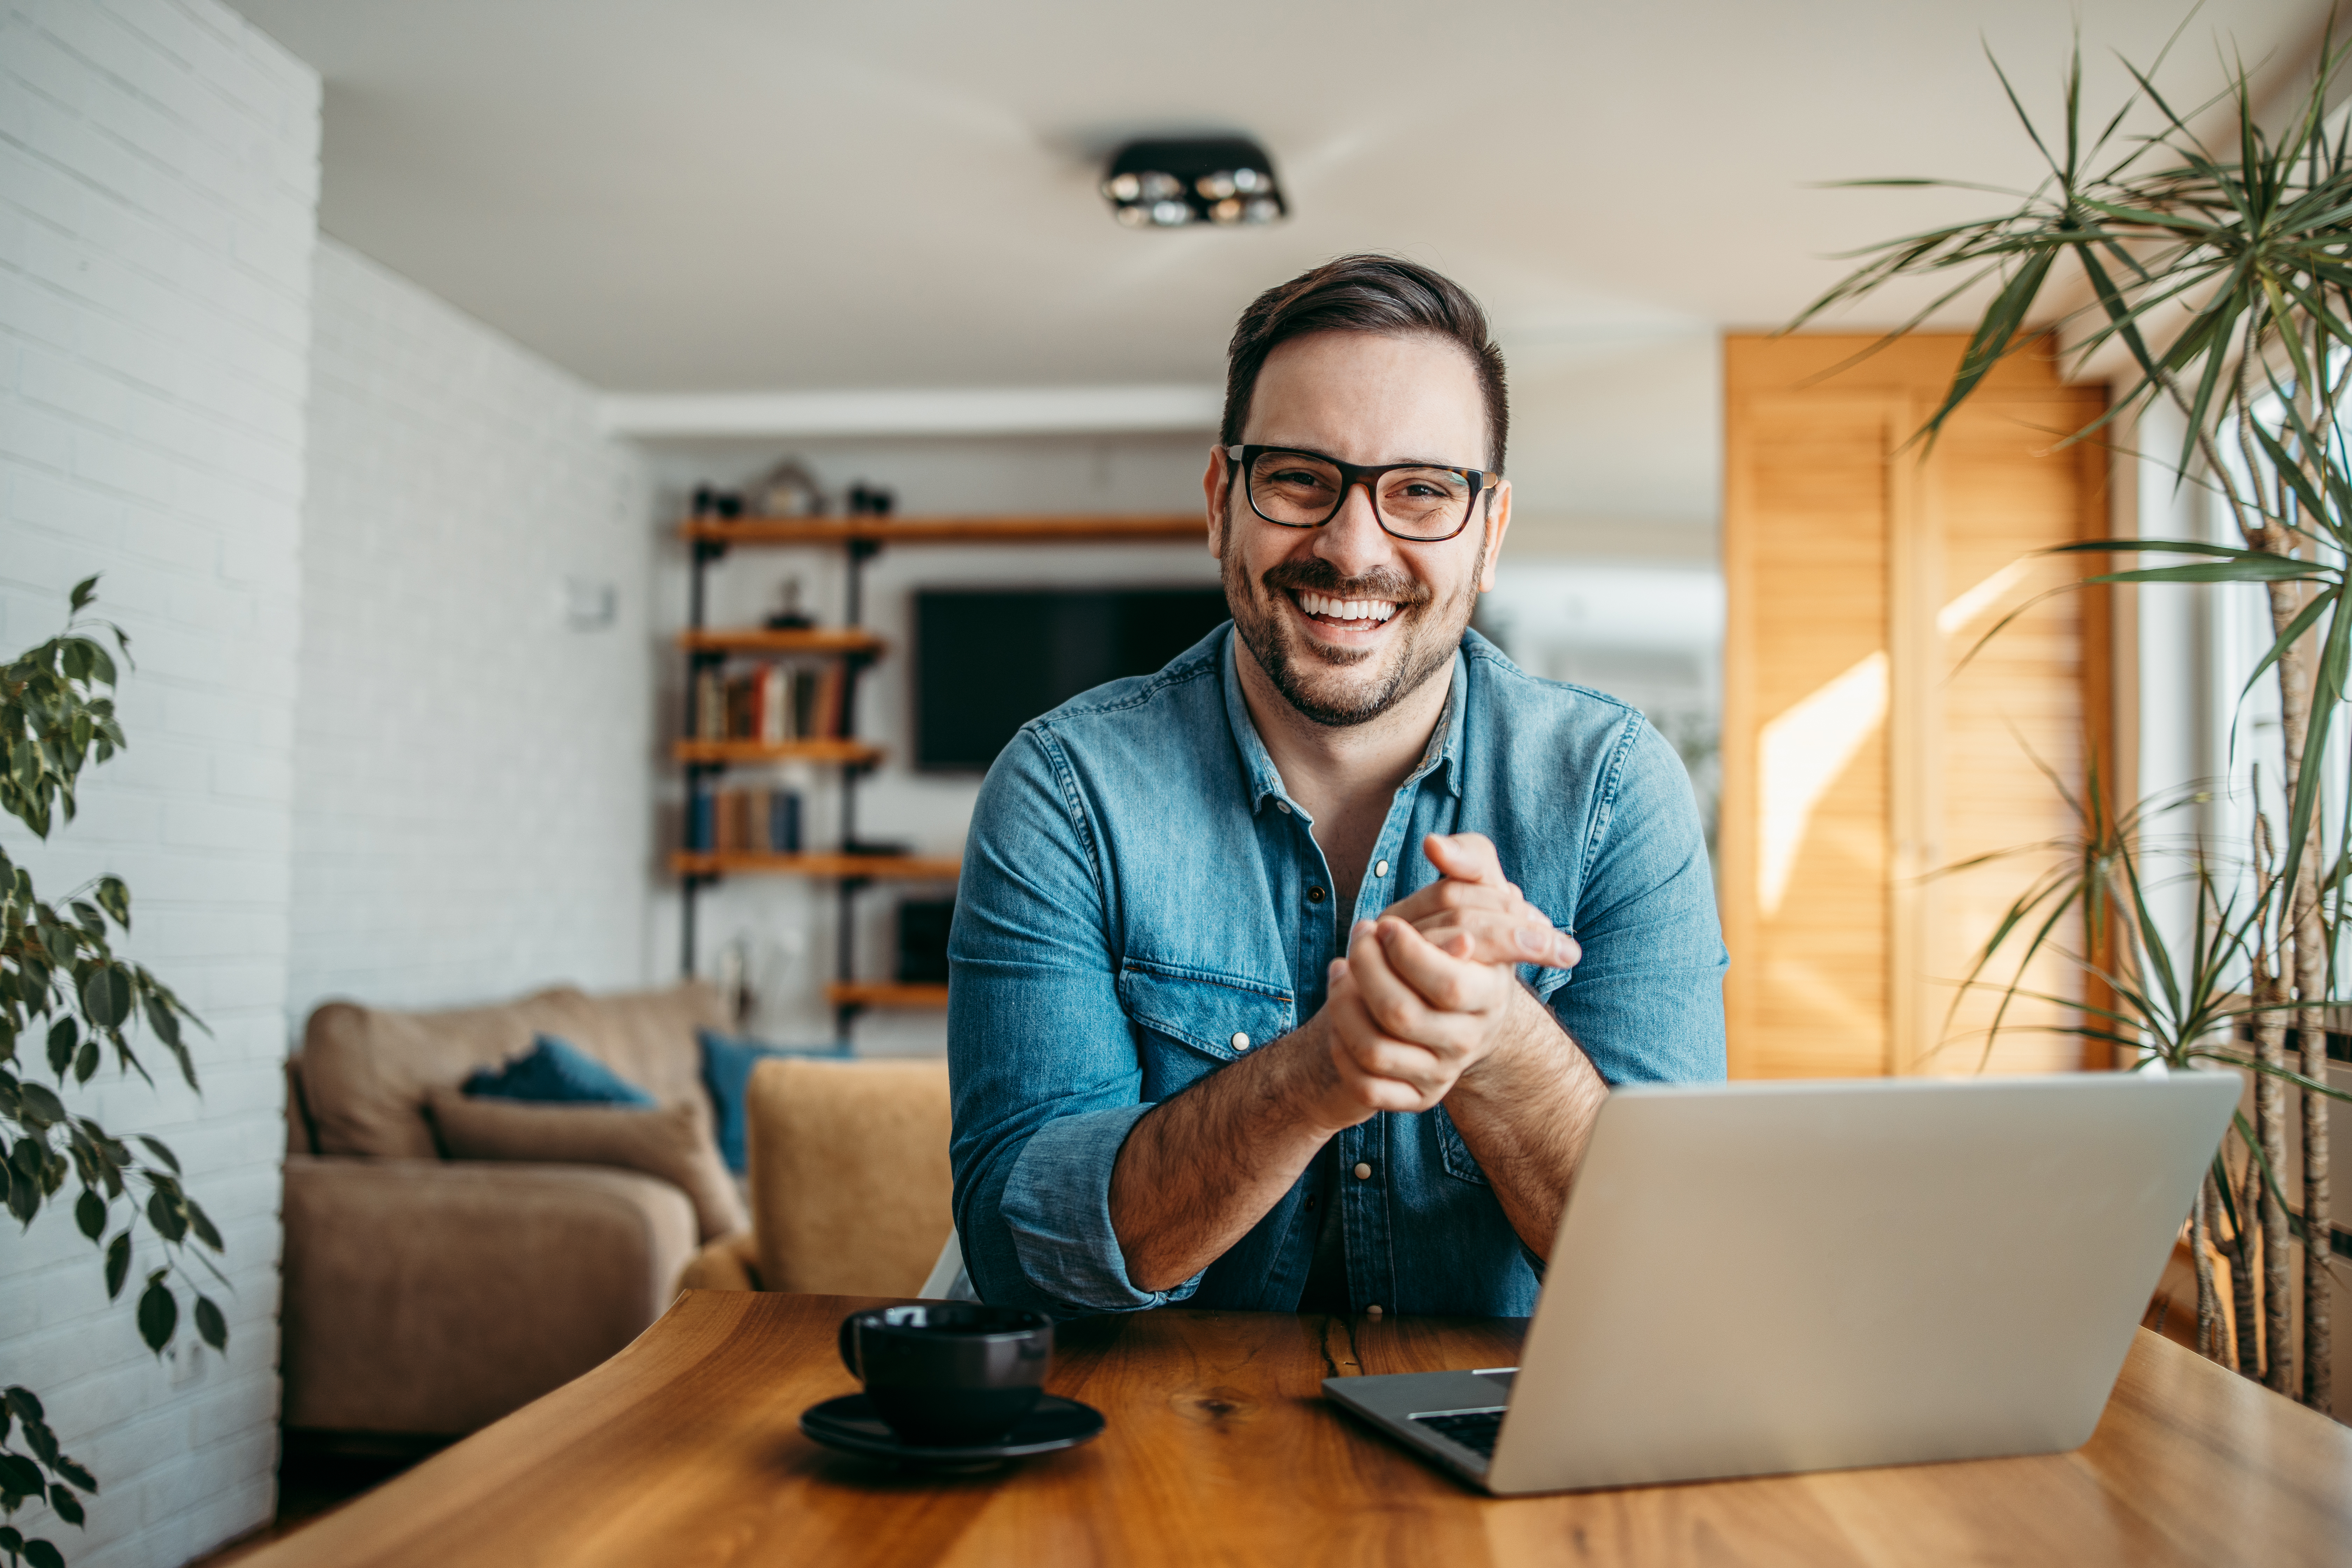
left=1221, top=520, right=1482, bottom=729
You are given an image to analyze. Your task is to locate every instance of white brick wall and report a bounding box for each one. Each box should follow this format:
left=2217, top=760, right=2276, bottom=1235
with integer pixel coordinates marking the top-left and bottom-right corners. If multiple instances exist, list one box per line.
left=0, top=2, right=318, bottom=1565
left=288, top=239, right=654, bottom=1018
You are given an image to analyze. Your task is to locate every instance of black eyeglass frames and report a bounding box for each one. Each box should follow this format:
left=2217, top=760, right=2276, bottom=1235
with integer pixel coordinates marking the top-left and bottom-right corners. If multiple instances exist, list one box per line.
left=1224, top=444, right=1494, bottom=543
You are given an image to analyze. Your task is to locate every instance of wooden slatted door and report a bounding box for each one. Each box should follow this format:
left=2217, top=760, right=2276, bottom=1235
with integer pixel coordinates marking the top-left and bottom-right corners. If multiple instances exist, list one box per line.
left=1720, top=336, right=2112, bottom=1079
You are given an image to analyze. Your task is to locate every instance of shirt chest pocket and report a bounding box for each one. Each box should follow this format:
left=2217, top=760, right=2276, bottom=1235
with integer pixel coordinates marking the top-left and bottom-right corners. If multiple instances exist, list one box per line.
left=1116, top=959, right=1295, bottom=1086
left=1432, top=1104, right=1490, bottom=1186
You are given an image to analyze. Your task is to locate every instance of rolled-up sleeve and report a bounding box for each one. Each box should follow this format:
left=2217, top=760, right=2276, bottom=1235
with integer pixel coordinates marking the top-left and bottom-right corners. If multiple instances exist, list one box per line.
left=947, top=728, right=1205, bottom=1314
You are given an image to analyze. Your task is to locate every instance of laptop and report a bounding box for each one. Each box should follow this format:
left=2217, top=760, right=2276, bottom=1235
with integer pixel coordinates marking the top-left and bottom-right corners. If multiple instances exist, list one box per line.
left=1322, top=1071, right=2238, bottom=1495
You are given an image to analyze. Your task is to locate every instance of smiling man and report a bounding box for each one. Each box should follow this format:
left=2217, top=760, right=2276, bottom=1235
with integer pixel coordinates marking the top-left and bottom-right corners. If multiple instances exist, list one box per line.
left=947, top=255, right=1726, bottom=1318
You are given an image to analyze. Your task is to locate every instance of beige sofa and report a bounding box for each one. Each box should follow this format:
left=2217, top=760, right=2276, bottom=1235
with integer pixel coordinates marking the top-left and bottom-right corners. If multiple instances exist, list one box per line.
left=282, top=982, right=732, bottom=1436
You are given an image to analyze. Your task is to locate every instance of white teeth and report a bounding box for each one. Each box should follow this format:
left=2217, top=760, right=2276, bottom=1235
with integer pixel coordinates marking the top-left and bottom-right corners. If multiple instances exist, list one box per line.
left=1298, top=592, right=1396, bottom=623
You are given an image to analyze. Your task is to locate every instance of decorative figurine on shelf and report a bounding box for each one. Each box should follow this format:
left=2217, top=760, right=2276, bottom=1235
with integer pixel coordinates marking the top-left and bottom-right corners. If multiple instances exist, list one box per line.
left=846, top=482, right=896, bottom=517
left=690, top=485, right=745, bottom=519
left=764, top=576, right=816, bottom=631
left=755, top=458, right=828, bottom=518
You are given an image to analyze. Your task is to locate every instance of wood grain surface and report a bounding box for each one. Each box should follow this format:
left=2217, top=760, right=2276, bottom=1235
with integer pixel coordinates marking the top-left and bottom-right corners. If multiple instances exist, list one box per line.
left=241, top=1293, right=2352, bottom=1568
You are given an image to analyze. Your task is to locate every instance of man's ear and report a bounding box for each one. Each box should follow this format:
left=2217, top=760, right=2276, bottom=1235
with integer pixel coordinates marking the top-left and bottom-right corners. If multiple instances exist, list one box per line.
left=1477, top=479, right=1513, bottom=593
left=1202, top=445, right=1229, bottom=559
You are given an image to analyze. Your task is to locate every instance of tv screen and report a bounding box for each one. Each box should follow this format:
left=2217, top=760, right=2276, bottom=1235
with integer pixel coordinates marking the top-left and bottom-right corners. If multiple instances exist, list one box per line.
left=914, top=586, right=1231, bottom=772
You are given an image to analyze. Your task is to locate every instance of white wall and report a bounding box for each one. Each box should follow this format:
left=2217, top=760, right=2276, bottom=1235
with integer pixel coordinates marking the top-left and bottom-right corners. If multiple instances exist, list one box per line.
left=288, top=239, right=656, bottom=1019
left=0, top=2, right=318, bottom=1564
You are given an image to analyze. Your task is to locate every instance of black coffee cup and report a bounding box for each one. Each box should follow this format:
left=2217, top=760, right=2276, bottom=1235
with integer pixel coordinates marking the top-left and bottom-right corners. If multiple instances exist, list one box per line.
left=837, top=1304, right=1054, bottom=1447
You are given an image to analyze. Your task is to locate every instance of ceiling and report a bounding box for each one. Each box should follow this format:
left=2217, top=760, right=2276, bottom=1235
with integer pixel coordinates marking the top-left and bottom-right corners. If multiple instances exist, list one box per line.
left=230, top=0, right=2331, bottom=395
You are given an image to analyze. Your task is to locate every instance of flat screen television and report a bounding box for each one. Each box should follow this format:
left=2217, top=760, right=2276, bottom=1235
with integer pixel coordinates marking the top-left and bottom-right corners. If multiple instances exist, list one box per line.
left=913, top=586, right=1231, bottom=772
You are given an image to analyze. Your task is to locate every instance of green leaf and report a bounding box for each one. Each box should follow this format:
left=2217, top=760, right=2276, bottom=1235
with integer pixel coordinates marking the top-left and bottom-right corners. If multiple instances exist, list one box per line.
left=27, top=1537, right=64, bottom=1568
left=103, top=1233, right=128, bottom=1300
left=49, top=1459, right=91, bottom=1493
left=15, top=1085, right=61, bottom=1127
left=135, top=1278, right=175, bottom=1353
left=14, top=1415, right=54, bottom=1469
left=91, top=877, right=127, bottom=929
left=43, top=1485, right=79, bottom=1527
left=132, top=1136, right=177, bottom=1176
left=70, top=1040, right=95, bottom=1085
left=78, top=966, right=128, bottom=1029
left=194, top=1296, right=226, bottom=1352
left=0, top=1453, right=42, bottom=1499
left=145, top=1190, right=185, bottom=1245
left=0, top=1526, right=18, bottom=1553
left=42, top=1020, right=72, bottom=1079
left=183, top=1199, right=221, bottom=1252
left=68, top=577, right=96, bottom=614
left=72, top=1189, right=103, bottom=1241
left=4, top=1390, right=43, bottom=1424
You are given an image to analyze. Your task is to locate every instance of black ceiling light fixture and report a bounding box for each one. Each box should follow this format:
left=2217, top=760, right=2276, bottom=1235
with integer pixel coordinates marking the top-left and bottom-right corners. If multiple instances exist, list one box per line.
left=1101, top=136, right=1287, bottom=229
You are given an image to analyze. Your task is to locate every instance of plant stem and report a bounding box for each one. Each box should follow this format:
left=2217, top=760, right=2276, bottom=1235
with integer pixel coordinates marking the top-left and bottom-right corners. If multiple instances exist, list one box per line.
left=2194, top=1176, right=2221, bottom=1363
left=2255, top=805, right=2297, bottom=1394
left=2233, top=1142, right=2263, bottom=1378
left=2303, top=1009, right=2334, bottom=1413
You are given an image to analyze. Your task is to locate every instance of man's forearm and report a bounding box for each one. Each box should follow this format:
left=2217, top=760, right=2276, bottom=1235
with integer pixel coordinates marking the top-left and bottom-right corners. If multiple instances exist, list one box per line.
left=1443, top=985, right=1607, bottom=1259
left=1107, top=1026, right=1353, bottom=1292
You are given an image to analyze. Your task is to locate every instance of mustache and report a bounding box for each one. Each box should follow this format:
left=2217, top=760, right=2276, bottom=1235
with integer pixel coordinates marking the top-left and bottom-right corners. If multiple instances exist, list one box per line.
left=1258, top=558, right=1432, bottom=608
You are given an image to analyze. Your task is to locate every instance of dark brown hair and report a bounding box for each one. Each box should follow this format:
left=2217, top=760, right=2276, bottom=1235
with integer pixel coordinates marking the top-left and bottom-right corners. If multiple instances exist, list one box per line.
left=1221, top=255, right=1509, bottom=474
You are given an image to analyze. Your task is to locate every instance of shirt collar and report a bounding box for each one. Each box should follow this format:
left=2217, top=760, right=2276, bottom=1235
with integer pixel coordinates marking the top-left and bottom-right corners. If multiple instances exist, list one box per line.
left=1219, top=628, right=1468, bottom=816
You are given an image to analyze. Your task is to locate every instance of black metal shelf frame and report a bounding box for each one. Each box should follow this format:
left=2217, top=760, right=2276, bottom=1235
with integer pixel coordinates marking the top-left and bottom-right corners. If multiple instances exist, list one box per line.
left=681, top=532, right=892, bottom=1038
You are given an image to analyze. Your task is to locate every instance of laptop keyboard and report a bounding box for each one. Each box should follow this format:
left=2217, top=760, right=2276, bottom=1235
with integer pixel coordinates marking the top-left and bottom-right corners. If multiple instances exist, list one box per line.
left=1412, top=1408, right=1505, bottom=1457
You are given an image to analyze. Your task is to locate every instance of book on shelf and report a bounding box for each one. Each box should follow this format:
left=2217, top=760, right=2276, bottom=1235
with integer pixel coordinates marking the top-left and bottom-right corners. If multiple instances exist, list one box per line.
left=691, top=664, right=837, bottom=744
left=690, top=784, right=804, bottom=854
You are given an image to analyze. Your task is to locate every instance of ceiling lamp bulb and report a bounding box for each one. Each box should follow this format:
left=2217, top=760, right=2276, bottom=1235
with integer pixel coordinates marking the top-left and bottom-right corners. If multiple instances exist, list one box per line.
left=1102, top=136, right=1287, bottom=230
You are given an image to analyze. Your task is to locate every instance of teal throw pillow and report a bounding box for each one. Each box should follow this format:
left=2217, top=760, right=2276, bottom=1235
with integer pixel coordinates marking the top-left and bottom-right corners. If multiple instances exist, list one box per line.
left=699, top=1028, right=851, bottom=1173
left=464, top=1033, right=657, bottom=1107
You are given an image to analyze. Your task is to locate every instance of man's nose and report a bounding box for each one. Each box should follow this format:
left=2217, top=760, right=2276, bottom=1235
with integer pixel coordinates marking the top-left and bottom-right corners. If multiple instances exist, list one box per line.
left=1311, top=480, right=1394, bottom=576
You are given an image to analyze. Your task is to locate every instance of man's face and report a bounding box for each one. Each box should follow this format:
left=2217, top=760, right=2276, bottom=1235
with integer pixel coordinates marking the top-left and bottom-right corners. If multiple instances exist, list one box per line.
left=1207, top=331, right=1509, bottom=728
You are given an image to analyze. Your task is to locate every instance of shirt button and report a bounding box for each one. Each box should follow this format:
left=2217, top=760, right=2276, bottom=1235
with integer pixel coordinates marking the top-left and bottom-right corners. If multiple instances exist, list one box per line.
left=1231, top=1032, right=1251, bottom=1052
left=1373, top=859, right=1389, bottom=878
left=1366, top=1304, right=1385, bottom=1318
left=1352, top=1162, right=1372, bottom=1180
left=1306, top=886, right=1327, bottom=904
left=1275, top=800, right=1292, bottom=814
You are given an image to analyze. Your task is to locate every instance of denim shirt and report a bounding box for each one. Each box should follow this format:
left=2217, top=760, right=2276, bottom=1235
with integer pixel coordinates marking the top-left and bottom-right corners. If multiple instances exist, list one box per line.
left=946, top=625, right=1726, bottom=1318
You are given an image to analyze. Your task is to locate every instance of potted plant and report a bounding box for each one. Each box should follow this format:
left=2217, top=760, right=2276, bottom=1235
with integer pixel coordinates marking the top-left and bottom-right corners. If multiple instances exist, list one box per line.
left=1797, top=23, right=2352, bottom=1407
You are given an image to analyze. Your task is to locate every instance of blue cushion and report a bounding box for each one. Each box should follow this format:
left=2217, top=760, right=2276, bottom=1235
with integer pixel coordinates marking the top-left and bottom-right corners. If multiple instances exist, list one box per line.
left=464, top=1034, right=657, bottom=1107
left=699, top=1028, right=852, bottom=1172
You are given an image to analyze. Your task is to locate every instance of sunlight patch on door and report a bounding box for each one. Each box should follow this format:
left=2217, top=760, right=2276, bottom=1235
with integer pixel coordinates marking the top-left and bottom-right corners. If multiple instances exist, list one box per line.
left=1758, top=652, right=1886, bottom=915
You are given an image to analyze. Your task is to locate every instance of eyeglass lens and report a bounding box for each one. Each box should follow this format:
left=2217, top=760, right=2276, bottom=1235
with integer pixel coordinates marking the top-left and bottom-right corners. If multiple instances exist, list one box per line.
left=1245, top=451, right=1471, bottom=541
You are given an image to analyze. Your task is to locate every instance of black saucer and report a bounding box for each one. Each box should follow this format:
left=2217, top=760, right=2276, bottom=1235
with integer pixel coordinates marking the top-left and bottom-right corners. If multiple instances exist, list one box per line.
left=800, top=1393, right=1105, bottom=1469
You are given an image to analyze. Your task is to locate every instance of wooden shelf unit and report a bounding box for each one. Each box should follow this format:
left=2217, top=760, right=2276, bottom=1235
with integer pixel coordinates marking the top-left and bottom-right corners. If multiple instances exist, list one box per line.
left=677, top=626, right=885, bottom=656
left=678, top=508, right=1195, bottom=1036
left=673, top=738, right=883, bottom=767
left=824, top=981, right=950, bottom=1011
left=679, top=514, right=1202, bottom=547
left=672, top=851, right=960, bottom=882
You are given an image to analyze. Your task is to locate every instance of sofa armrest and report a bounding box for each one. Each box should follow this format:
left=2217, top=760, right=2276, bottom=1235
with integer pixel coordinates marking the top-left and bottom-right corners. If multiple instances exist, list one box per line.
left=281, top=1155, right=697, bottom=1435
left=676, top=1231, right=763, bottom=1294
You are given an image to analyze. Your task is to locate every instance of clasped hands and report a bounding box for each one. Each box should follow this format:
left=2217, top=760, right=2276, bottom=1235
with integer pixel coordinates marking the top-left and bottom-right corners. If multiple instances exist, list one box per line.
left=1295, top=833, right=1579, bottom=1130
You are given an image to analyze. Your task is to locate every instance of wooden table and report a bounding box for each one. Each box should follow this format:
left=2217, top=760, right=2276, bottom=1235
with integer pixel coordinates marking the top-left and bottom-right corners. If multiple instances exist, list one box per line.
left=248, top=1291, right=2352, bottom=1567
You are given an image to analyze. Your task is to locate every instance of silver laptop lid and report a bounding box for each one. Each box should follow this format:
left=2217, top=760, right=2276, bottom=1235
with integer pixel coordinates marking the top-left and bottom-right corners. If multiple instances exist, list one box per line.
left=1484, top=1071, right=2238, bottom=1495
